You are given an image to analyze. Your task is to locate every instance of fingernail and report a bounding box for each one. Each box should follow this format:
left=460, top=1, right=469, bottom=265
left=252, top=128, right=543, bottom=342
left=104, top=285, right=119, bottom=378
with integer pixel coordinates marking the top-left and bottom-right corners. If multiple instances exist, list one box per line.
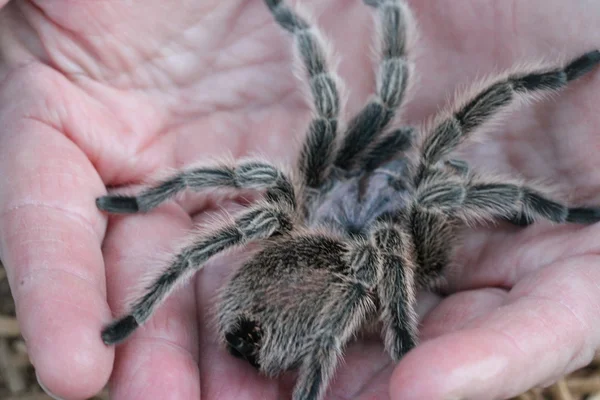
left=36, top=370, right=66, bottom=400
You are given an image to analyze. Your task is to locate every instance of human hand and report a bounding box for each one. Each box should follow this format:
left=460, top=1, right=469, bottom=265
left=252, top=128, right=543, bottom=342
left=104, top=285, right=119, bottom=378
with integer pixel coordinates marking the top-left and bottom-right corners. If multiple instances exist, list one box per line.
left=388, top=1, right=600, bottom=399
left=1, top=1, right=599, bottom=400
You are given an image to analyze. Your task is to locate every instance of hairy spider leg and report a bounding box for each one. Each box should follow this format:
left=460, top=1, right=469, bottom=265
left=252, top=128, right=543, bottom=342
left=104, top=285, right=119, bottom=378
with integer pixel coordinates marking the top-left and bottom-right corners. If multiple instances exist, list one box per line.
left=102, top=200, right=296, bottom=345
left=99, top=161, right=298, bottom=345
left=265, top=0, right=342, bottom=189
left=365, top=52, right=600, bottom=189
left=407, top=50, right=600, bottom=225
left=96, top=160, right=296, bottom=213
left=292, top=286, right=374, bottom=400
left=370, top=220, right=419, bottom=360
left=360, top=126, right=415, bottom=171
left=415, top=50, right=600, bottom=185
left=335, top=0, right=414, bottom=171
left=416, top=175, right=600, bottom=225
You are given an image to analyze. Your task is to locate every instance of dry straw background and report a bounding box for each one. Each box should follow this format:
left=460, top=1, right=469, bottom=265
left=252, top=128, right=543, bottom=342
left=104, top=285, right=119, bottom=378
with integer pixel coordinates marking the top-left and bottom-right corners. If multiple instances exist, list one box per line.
left=0, top=263, right=597, bottom=400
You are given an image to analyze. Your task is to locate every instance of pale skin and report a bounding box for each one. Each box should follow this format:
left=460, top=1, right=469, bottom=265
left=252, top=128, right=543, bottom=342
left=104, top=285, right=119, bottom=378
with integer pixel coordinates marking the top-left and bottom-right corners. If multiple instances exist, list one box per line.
left=1, top=0, right=600, bottom=399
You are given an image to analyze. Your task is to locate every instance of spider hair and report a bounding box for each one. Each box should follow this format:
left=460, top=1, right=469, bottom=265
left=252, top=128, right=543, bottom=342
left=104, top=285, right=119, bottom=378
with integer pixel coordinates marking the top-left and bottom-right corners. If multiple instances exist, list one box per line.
left=96, top=1, right=600, bottom=399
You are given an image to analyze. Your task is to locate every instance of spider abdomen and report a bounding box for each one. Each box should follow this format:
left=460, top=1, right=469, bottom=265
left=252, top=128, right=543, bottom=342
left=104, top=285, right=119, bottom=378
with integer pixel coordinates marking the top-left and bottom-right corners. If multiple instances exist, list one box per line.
left=217, top=234, right=377, bottom=376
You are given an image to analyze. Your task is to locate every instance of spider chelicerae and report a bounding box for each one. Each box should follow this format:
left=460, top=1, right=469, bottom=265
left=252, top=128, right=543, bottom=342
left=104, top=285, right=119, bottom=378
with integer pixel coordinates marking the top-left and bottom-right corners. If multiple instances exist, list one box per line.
left=98, top=0, right=600, bottom=399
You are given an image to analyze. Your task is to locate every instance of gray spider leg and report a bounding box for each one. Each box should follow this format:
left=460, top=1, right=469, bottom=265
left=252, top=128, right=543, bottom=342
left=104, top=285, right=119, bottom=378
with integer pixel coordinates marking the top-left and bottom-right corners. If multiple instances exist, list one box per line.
left=463, top=183, right=600, bottom=224
left=293, top=342, right=338, bottom=400
left=502, top=212, right=535, bottom=227
left=335, top=0, right=413, bottom=170
left=408, top=208, right=455, bottom=286
left=361, top=126, right=415, bottom=171
left=565, top=207, right=600, bottom=224
left=417, top=179, right=600, bottom=225
left=502, top=205, right=600, bottom=227
left=265, top=0, right=342, bottom=189
left=101, top=202, right=295, bottom=345
left=96, top=160, right=295, bottom=213
left=370, top=222, right=418, bottom=360
left=278, top=238, right=380, bottom=400
left=292, top=285, right=375, bottom=400
left=417, top=50, right=600, bottom=182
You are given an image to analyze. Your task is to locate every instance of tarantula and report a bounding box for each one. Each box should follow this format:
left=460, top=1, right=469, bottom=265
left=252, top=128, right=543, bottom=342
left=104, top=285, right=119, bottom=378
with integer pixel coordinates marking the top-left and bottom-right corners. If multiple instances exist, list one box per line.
left=98, top=0, right=600, bottom=399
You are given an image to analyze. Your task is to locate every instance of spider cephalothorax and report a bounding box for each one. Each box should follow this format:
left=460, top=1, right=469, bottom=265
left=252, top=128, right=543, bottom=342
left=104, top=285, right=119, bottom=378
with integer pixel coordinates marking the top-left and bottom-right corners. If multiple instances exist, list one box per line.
left=97, top=1, right=600, bottom=399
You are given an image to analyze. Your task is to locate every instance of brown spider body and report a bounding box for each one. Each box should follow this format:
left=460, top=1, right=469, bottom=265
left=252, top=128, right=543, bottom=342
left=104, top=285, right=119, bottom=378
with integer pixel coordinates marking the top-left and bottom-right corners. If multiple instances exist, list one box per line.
left=220, top=234, right=378, bottom=374
left=96, top=0, right=600, bottom=399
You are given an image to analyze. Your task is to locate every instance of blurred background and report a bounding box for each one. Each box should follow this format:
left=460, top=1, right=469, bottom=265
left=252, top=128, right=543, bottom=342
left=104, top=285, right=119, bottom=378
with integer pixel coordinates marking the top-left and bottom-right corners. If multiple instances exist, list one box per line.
left=0, top=262, right=597, bottom=400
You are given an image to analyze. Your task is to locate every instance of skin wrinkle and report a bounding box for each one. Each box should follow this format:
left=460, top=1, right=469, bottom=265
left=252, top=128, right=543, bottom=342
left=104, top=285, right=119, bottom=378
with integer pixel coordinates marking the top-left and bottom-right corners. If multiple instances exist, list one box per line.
left=131, top=336, right=199, bottom=365
left=18, top=86, right=114, bottom=176
left=96, top=3, right=275, bottom=92
left=516, top=288, right=595, bottom=366
left=510, top=228, right=600, bottom=287
left=20, top=1, right=103, bottom=79
left=0, top=5, right=48, bottom=72
left=115, top=347, right=145, bottom=399
left=419, top=289, right=508, bottom=340
left=102, top=20, right=202, bottom=89
left=22, top=105, right=66, bottom=139
left=27, top=2, right=218, bottom=89
left=0, top=202, right=103, bottom=243
left=0, top=59, right=38, bottom=92
left=213, top=27, right=277, bottom=75
left=113, top=340, right=199, bottom=399
left=171, top=15, right=301, bottom=115
left=17, top=71, right=173, bottom=186
left=456, top=289, right=595, bottom=396
left=212, top=2, right=267, bottom=75
left=7, top=2, right=308, bottom=176
left=508, top=227, right=555, bottom=285
left=344, top=359, right=392, bottom=400
left=174, top=59, right=298, bottom=118
left=31, top=2, right=137, bottom=79
left=32, top=296, right=106, bottom=319
left=470, top=326, right=526, bottom=383
left=73, top=13, right=301, bottom=175
left=14, top=266, right=106, bottom=306
left=547, top=297, right=594, bottom=372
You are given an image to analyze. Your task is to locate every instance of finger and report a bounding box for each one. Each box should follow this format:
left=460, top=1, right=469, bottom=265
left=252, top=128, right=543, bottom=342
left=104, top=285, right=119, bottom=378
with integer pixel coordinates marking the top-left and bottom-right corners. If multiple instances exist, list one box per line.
left=0, top=118, right=112, bottom=396
left=418, top=288, right=507, bottom=340
left=446, top=222, right=600, bottom=291
left=391, top=254, right=600, bottom=400
left=103, top=205, right=200, bottom=400
left=330, top=340, right=394, bottom=400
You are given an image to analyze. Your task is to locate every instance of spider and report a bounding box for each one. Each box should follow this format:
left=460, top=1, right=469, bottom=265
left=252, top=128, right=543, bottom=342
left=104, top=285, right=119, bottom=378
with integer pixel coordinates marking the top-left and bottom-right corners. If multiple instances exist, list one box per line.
left=98, top=0, right=600, bottom=399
